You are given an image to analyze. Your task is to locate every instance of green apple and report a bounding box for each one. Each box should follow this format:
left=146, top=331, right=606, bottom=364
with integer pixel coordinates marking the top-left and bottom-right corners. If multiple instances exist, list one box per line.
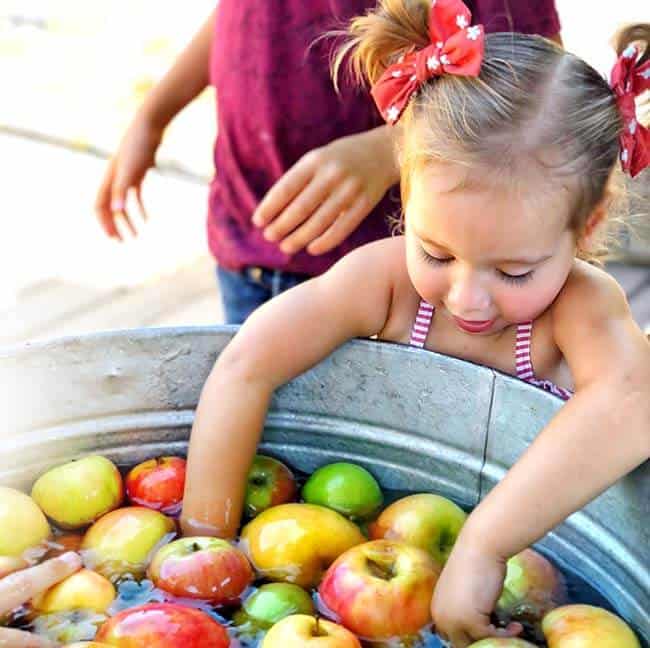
left=240, top=503, right=365, bottom=587
left=261, top=614, right=361, bottom=647
left=0, top=486, right=50, bottom=556
left=302, top=463, right=383, bottom=521
left=245, top=454, right=297, bottom=518
left=542, top=604, right=641, bottom=647
left=81, top=507, right=175, bottom=581
left=233, top=583, right=315, bottom=629
left=32, top=568, right=116, bottom=613
left=32, top=456, right=124, bottom=529
left=369, top=493, right=466, bottom=566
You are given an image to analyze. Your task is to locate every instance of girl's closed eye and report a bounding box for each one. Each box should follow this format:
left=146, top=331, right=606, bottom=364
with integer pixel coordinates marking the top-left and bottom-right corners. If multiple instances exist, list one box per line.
left=418, top=244, right=453, bottom=266
left=497, top=268, right=535, bottom=285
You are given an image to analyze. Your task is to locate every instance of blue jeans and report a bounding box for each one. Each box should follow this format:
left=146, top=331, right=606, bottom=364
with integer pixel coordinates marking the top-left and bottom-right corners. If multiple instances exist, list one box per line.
left=216, top=265, right=310, bottom=324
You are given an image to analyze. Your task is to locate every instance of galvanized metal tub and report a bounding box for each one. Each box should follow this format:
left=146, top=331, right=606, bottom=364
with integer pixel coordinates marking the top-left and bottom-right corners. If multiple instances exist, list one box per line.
left=1, top=326, right=648, bottom=642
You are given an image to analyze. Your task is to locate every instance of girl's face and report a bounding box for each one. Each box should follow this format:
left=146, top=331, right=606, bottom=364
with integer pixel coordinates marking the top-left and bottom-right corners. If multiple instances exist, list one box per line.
left=405, top=164, right=578, bottom=336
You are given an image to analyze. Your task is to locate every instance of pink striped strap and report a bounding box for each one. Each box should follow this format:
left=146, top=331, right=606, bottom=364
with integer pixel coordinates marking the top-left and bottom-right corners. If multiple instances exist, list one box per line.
left=409, top=300, right=434, bottom=348
left=515, top=321, right=534, bottom=380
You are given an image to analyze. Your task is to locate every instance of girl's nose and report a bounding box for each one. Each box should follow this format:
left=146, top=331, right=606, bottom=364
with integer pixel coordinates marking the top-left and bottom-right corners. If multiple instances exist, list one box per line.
left=447, top=268, right=491, bottom=317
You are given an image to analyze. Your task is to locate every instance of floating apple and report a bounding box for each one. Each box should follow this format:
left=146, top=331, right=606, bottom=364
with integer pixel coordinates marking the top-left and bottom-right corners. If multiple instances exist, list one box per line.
left=240, top=503, right=364, bottom=588
left=32, top=568, right=116, bottom=614
left=81, top=507, right=175, bottom=581
left=125, top=457, right=186, bottom=515
left=32, top=456, right=124, bottom=529
left=261, top=614, right=361, bottom=648
left=318, top=539, right=440, bottom=640
left=369, top=493, right=466, bottom=566
left=0, top=486, right=50, bottom=556
left=233, top=583, right=315, bottom=629
left=31, top=609, right=108, bottom=644
left=245, top=454, right=297, bottom=518
left=495, top=548, right=567, bottom=639
left=542, top=604, right=641, bottom=647
left=302, top=463, right=383, bottom=521
left=95, top=603, right=230, bottom=647
left=148, top=536, right=253, bottom=603
left=468, top=640, right=538, bottom=647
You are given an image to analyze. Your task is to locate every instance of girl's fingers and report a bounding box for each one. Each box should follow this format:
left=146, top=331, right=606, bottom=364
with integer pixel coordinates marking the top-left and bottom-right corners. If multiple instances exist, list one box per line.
left=95, top=161, right=120, bottom=240
left=278, top=178, right=360, bottom=255
left=0, top=551, right=82, bottom=616
left=0, top=627, right=57, bottom=648
left=262, top=171, right=338, bottom=243
left=135, top=185, right=149, bottom=222
left=252, top=159, right=316, bottom=228
left=306, top=193, right=370, bottom=256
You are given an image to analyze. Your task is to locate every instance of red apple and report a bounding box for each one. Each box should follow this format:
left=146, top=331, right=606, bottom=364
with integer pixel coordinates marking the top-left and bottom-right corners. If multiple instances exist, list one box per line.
left=318, top=539, right=440, bottom=640
left=245, top=454, right=297, bottom=518
left=148, top=536, right=253, bottom=603
left=495, top=548, right=567, bottom=639
left=542, top=604, right=641, bottom=647
left=95, top=603, right=230, bottom=647
left=125, top=457, right=186, bottom=515
left=261, top=614, right=361, bottom=647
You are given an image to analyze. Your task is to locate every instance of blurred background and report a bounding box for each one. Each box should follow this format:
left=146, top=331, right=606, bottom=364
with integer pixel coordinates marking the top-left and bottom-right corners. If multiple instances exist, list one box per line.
left=1, top=0, right=648, bottom=346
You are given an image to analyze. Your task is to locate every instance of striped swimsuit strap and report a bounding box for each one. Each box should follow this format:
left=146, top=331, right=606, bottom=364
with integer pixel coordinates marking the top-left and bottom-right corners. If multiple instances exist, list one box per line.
left=409, top=300, right=572, bottom=400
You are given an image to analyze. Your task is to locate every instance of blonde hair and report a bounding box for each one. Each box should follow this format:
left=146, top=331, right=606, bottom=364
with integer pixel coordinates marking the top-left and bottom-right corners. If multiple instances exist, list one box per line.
left=334, top=1, right=650, bottom=261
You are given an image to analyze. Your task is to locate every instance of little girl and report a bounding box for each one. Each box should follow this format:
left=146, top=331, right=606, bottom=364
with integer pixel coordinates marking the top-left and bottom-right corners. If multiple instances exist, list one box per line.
left=181, top=1, right=650, bottom=645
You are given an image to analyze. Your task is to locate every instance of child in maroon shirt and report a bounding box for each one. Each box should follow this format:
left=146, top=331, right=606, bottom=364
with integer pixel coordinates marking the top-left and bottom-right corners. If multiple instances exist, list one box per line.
left=96, top=1, right=561, bottom=323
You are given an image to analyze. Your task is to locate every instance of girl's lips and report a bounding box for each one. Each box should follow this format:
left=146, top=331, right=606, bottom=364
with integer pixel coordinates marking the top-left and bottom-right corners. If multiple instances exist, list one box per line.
left=452, top=316, right=496, bottom=333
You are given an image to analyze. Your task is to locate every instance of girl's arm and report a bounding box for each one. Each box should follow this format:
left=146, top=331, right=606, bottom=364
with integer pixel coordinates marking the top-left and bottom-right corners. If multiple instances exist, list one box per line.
left=138, top=9, right=215, bottom=131
left=432, top=268, right=650, bottom=646
left=180, top=240, right=398, bottom=538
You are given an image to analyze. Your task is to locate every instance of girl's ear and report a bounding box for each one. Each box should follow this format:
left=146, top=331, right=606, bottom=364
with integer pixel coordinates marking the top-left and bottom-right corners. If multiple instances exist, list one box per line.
left=577, top=189, right=613, bottom=251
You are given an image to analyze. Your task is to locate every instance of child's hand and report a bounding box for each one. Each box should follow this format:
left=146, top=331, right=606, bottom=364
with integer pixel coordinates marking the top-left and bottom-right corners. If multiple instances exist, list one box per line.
left=95, top=114, right=164, bottom=240
left=431, top=538, right=522, bottom=647
left=252, top=125, right=399, bottom=256
left=0, top=551, right=82, bottom=617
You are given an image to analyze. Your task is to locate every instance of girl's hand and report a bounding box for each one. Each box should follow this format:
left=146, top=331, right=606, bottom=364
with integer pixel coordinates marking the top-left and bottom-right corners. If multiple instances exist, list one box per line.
left=94, top=113, right=164, bottom=240
left=0, top=551, right=82, bottom=617
left=431, top=538, right=522, bottom=647
left=252, top=126, right=399, bottom=256
left=0, top=627, right=57, bottom=647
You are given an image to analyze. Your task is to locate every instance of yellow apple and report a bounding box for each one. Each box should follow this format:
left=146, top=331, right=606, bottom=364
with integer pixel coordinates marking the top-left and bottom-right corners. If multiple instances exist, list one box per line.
left=32, top=568, right=116, bottom=613
left=240, top=503, right=364, bottom=587
left=542, top=604, right=641, bottom=647
left=261, top=614, right=361, bottom=647
left=0, top=487, right=50, bottom=557
left=81, top=507, right=175, bottom=581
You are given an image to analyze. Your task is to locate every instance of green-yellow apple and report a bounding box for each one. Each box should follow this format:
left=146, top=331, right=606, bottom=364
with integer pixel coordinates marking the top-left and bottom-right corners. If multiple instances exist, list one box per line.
left=32, top=568, right=116, bottom=613
left=542, top=604, right=641, bottom=647
left=81, top=507, right=175, bottom=581
left=318, top=539, right=440, bottom=640
left=261, top=614, right=361, bottom=647
left=302, top=463, right=383, bottom=521
left=32, top=456, right=124, bottom=529
left=125, top=456, right=186, bottom=515
left=495, top=548, right=567, bottom=637
left=0, top=486, right=50, bottom=556
left=233, top=583, right=315, bottom=629
left=468, top=640, right=538, bottom=647
left=245, top=455, right=297, bottom=518
left=368, top=493, right=466, bottom=566
left=148, top=536, right=253, bottom=603
left=240, top=503, right=364, bottom=587
left=95, top=602, right=230, bottom=647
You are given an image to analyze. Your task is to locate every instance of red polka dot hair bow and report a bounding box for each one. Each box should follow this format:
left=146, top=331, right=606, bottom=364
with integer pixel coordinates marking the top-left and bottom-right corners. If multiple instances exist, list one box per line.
left=610, top=44, right=650, bottom=178
left=371, top=0, right=484, bottom=125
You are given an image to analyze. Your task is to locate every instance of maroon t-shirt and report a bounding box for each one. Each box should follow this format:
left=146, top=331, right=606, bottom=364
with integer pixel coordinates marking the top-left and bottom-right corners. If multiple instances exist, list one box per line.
left=207, top=0, right=561, bottom=275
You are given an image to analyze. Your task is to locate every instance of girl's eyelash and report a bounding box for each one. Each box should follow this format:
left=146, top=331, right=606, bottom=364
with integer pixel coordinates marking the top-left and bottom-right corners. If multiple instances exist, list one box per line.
left=497, top=269, right=534, bottom=285
left=419, top=246, right=453, bottom=266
